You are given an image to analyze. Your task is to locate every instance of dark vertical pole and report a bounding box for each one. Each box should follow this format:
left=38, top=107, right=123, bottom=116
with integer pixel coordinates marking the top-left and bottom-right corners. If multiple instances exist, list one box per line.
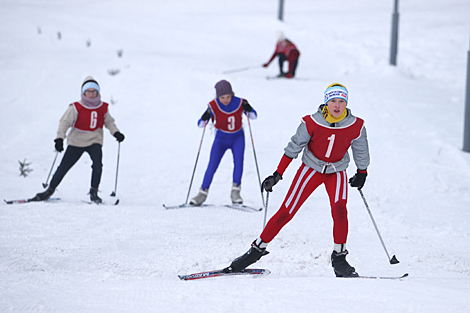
left=278, top=0, right=284, bottom=21
left=390, top=0, right=399, bottom=66
left=185, top=125, right=206, bottom=204
left=463, top=32, right=470, bottom=152
left=246, top=116, right=265, bottom=211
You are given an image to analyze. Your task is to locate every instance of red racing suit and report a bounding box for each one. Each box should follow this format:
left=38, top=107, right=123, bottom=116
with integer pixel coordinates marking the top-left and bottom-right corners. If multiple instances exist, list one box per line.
left=265, top=39, right=300, bottom=75
left=260, top=105, right=370, bottom=245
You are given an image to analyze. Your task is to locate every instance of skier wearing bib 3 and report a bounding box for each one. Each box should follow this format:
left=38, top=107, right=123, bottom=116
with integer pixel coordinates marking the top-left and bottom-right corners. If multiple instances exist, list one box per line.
left=190, top=80, right=257, bottom=206
left=32, top=76, right=125, bottom=204
left=225, top=83, right=370, bottom=277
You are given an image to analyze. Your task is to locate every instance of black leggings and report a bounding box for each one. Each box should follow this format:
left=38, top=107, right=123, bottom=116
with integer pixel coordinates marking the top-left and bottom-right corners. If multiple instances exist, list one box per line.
left=50, top=143, right=103, bottom=190
left=278, top=53, right=288, bottom=75
left=278, top=52, right=299, bottom=76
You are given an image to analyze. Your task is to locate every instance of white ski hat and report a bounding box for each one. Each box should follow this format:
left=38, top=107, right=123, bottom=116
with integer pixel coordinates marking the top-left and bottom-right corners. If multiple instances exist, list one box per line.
left=324, top=83, right=348, bottom=104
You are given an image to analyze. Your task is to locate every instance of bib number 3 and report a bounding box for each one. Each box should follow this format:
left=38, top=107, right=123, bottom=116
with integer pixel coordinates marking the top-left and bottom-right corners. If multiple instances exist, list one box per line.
left=227, top=116, right=235, bottom=131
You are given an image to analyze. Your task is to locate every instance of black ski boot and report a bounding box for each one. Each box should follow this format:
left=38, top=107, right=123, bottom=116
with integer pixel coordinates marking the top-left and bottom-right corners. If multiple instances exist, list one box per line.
left=224, top=239, right=269, bottom=273
left=331, top=250, right=359, bottom=277
left=30, top=187, right=55, bottom=201
left=89, top=187, right=102, bottom=204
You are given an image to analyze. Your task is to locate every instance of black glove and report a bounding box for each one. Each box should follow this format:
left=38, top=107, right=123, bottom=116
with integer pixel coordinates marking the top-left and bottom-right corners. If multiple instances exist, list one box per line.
left=54, top=138, right=64, bottom=152
left=242, top=99, right=253, bottom=112
left=113, top=132, right=125, bottom=142
left=262, top=171, right=282, bottom=192
left=201, top=109, right=211, bottom=121
left=349, top=170, right=367, bottom=190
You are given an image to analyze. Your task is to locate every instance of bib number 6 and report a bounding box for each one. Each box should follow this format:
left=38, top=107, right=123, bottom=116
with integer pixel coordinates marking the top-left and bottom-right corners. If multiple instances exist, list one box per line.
left=90, top=111, right=98, bottom=129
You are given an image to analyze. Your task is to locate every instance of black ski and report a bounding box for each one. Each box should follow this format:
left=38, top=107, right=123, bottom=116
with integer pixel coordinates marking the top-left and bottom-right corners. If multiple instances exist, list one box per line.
left=224, top=204, right=262, bottom=212
left=5, top=195, right=118, bottom=205
left=163, top=203, right=215, bottom=210
left=163, top=203, right=261, bottom=212
left=178, top=268, right=270, bottom=281
left=344, top=273, right=409, bottom=280
left=81, top=199, right=119, bottom=205
left=4, top=197, right=61, bottom=205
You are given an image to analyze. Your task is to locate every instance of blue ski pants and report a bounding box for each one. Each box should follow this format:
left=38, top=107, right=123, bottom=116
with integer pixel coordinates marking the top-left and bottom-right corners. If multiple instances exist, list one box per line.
left=201, top=129, right=245, bottom=190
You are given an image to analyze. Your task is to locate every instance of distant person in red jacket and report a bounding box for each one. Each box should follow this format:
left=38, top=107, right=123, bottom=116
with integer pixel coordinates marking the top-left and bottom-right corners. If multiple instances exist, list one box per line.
left=263, top=32, right=300, bottom=78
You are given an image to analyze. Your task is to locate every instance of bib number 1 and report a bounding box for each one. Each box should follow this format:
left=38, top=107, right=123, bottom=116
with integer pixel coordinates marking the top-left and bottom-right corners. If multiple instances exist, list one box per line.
left=325, top=134, right=335, bottom=158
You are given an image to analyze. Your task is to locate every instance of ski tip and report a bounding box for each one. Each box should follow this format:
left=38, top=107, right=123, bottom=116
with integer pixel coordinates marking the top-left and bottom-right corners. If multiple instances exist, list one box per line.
left=4, top=198, right=61, bottom=205
left=261, top=269, right=271, bottom=275
left=225, top=204, right=263, bottom=212
left=114, top=199, right=120, bottom=205
left=353, top=273, right=409, bottom=280
left=163, top=204, right=185, bottom=209
left=164, top=203, right=205, bottom=209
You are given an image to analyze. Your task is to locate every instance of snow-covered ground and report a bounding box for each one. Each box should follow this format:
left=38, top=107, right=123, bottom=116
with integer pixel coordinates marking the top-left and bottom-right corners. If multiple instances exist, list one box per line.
left=1, top=0, right=470, bottom=312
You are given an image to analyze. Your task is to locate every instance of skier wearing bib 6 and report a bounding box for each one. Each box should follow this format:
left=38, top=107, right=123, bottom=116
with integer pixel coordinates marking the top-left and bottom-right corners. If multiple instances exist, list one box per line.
left=32, top=76, right=125, bottom=204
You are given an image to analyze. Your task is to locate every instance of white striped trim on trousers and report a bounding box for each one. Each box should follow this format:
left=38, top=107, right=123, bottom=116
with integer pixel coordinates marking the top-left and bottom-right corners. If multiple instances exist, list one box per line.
left=285, top=167, right=347, bottom=215
left=286, top=166, right=316, bottom=214
left=334, top=170, right=347, bottom=203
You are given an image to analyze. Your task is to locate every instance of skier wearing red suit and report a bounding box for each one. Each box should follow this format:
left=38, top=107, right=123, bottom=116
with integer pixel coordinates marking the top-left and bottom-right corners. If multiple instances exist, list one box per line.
left=225, top=84, right=370, bottom=277
left=263, top=32, right=300, bottom=78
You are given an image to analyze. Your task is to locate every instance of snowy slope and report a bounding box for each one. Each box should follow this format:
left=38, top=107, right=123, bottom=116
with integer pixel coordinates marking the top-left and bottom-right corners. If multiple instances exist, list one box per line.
left=1, top=0, right=470, bottom=312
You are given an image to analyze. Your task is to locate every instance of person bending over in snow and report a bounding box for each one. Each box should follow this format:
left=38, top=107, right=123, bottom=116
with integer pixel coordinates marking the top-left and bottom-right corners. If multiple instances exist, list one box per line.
left=263, top=32, right=300, bottom=79
left=224, top=83, right=370, bottom=277
left=32, top=76, right=125, bottom=204
left=190, top=80, right=257, bottom=206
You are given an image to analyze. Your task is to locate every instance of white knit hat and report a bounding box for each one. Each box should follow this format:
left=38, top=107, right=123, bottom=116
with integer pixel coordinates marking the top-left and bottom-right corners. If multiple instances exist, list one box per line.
left=324, top=83, right=348, bottom=104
